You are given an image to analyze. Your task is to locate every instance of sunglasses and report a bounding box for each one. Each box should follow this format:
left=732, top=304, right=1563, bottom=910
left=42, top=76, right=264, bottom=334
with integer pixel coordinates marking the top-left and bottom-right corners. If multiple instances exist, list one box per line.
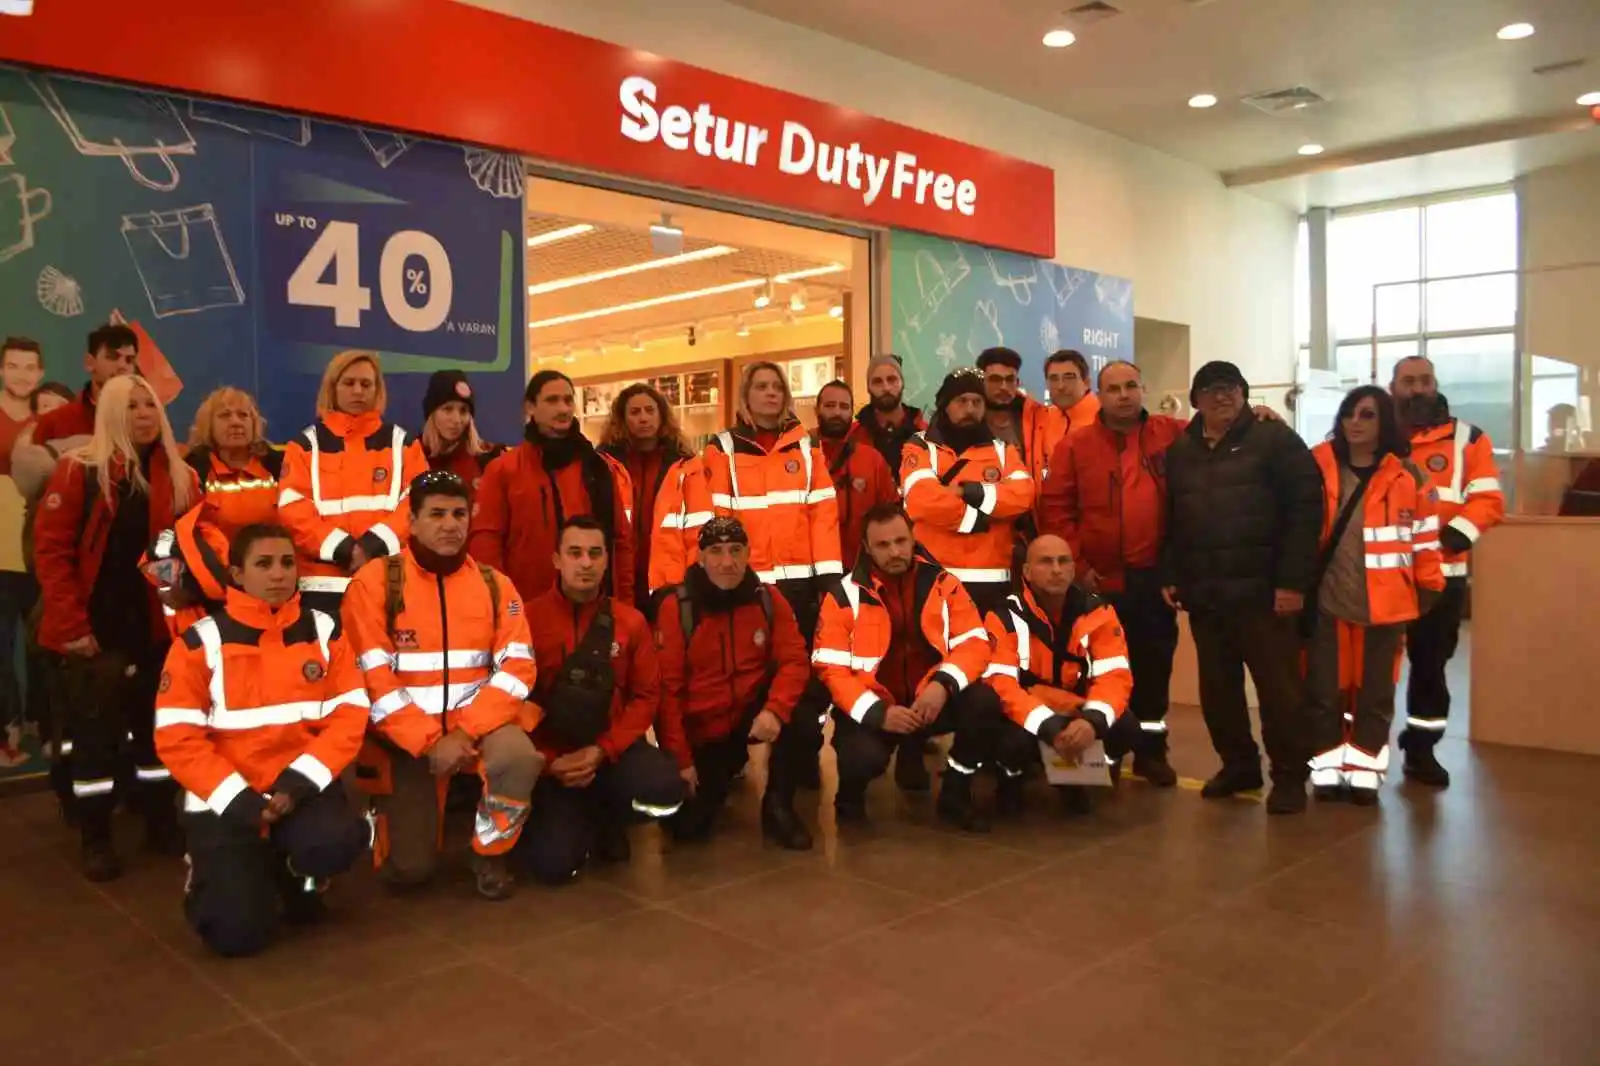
left=1343, top=409, right=1379, bottom=422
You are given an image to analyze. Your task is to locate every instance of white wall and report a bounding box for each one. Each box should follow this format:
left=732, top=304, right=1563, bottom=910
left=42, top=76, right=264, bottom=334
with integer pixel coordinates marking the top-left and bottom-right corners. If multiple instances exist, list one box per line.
left=1521, top=155, right=1600, bottom=367
left=467, top=0, right=1300, bottom=387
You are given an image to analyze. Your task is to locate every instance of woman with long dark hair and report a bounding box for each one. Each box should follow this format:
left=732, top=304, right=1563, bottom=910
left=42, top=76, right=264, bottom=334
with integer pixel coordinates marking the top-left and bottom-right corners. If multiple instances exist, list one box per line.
left=1304, top=385, right=1444, bottom=806
left=598, top=382, right=696, bottom=609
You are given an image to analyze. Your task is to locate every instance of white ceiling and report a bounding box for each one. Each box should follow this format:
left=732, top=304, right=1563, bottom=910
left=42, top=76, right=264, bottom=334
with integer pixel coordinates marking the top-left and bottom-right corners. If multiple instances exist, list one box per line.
left=724, top=0, right=1600, bottom=206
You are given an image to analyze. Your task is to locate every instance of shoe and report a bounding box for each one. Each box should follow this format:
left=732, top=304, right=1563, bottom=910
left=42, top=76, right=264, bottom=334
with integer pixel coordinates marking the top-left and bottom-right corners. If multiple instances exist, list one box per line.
left=1349, top=787, right=1380, bottom=808
left=1400, top=736, right=1451, bottom=788
left=1201, top=766, right=1264, bottom=799
left=994, top=773, right=1026, bottom=818
left=1312, top=784, right=1348, bottom=803
left=833, top=789, right=868, bottom=825
left=1056, top=785, right=1092, bottom=817
left=936, top=773, right=990, bottom=833
left=593, top=824, right=632, bottom=865
left=760, top=794, right=813, bottom=851
left=81, top=834, right=122, bottom=883
left=1266, top=779, right=1307, bottom=815
left=1132, top=753, right=1179, bottom=788
left=1108, top=758, right=1123, bottom=788
left=279, top=863, right=331, bottom=923
left=894, top=744, right=932, bottom=793
left=470, top=853, right=516, bottom=901
left=667, top=802, right=717, bottom=844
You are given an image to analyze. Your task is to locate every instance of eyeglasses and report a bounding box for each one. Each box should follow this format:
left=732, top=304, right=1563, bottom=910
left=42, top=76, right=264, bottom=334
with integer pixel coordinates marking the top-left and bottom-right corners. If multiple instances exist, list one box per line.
left=1196, top=383, right=1242, bottom=398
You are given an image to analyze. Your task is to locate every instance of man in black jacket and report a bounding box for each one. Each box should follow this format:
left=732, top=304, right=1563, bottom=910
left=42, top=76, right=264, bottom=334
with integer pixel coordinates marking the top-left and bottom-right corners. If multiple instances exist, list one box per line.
left=1161, top=361, right=1322, bottom=814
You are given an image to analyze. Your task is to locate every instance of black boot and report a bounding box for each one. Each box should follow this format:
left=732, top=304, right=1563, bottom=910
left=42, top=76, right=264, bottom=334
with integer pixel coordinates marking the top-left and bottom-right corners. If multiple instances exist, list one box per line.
left=833, top=783, right=869, bottom=826
left=893, top=741, right=931, bottom=793
left=1132, top=752, right=1178, bottom=788
left=667, top=796, right=719, bottom=843
left=994, top=772, right=1026, bottom=818
left=278, top=860, right=331, bottom=921
left=1400, top=734, right=1451, bottom=788
left=760, top=792, right=813, bottom=851
left=1266, top=777, right=1307, bottom=815
left=1056, top=785, right=1092, bottom=817
left=936, top=771, right=990, bottom=833
left=80, top=816, right=122, bottom=883
left=1201, top=765, right=1264, bottom=799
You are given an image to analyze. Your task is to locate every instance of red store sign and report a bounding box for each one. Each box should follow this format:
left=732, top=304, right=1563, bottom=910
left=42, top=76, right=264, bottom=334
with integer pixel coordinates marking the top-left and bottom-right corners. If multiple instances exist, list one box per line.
left=0, top=0, right=1057, bottom=258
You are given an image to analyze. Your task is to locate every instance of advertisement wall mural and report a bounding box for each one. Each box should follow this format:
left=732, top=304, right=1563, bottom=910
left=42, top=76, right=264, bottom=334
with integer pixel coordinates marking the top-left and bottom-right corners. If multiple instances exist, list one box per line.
left=888, top=230, right=1134, bottom=410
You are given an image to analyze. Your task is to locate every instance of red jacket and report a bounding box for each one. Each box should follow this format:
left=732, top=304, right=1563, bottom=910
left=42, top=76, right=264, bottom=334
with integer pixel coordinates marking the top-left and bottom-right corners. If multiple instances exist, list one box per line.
left=34, top=450, right=197, bottom=651
left=1041, top=413, right=1185, bottom=592
left=526, top=587, right=659, bottom=763
left=603, top=443, right=693, bottom=608
left=470, top=435, right=635, bottom=606
left=427, top=443, right=505, bottom=506
left=27, top=384, right=95, bottom=446
left=820, top=436, right=899, bottom=570
left=653, top=570, right=810, bottom=767
left=847, top=404, right=926, bottom=485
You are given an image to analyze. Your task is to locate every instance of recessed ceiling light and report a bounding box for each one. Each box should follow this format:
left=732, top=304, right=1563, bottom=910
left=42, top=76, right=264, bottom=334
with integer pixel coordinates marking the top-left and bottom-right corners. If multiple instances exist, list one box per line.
left=1042, top=29, right=1076, bottom=48
left=1496, top=22, right=1535, bottom=41
left=828, top=300, right=845, bottom=320
left=526, top=244, right=737, bottom=296
left=525, top=223, right=594, bottom=249
left=1578, top=91, right=1600, bottom=106
left=1298, top=143, right=1325, bottom=156
left=1188, top=94, right=1218, bottom=109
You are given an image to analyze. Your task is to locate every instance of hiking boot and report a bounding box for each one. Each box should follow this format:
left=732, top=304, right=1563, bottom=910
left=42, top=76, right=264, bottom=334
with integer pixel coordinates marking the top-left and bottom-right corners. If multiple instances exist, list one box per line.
left=936, top=773, right=990, bottom=833
left=1266, top=778, right=1307, bottom=815
left=470, top=853, right=516, bottom=901
left=760, top=793, right=813, bottom=851
left=1201, top=765, right=1264, bottom=799
left=894, top=743, right=932, bottom=793
left=1056, top=785, right=1092, bottom=817
left=1400, top=736, right=1451, bottom=788
left=1132, top=753, right=1178, bottom=788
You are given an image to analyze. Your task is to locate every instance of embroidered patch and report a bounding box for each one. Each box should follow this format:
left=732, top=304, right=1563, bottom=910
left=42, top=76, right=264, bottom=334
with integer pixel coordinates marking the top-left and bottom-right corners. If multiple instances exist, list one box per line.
left=983, top=467, right=1002, bottom=483
left=610, top=641, right=621, bottom=658
left=506, top=599, right=522, bottom=616
left=394, top=629, right=419, bottom=649
left=44, top=491, right=62, bottom=510
left=1398, top=508, right=1413, bottom=523
left=302, top=660, right=326, bottom=683
left=157, top=671, right=171, bottom=694
left=785, top=459, right=801, bottom=474
left=1426, top=454, right=1448, bottom=473
left=373, top=467, right=389, bottom=483
left=852, top=477, right=867, bottom=492
left=455, top=380, right=473, bottom=400
left=752, top=629, right=767, bottom=647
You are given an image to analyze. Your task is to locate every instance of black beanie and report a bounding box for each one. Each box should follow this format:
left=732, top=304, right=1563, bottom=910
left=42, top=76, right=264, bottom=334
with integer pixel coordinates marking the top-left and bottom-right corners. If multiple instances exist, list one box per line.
left=422, top=370, right=475, bottom=421
left=698, top=516, right=749, bottom=550
left=936, top=367, right=987, bottom=412
left=1189, top=360, right=1249, bottom=405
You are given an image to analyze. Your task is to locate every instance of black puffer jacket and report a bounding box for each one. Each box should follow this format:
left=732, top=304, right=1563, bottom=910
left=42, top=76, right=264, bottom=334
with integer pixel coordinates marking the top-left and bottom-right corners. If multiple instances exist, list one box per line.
left=1161, top=412, right=1323, bottom=612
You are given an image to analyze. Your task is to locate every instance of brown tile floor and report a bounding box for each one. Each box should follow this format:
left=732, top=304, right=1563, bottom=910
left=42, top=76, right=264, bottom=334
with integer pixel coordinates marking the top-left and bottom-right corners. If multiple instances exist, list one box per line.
left=2, top=699, right=1597, bottom=1066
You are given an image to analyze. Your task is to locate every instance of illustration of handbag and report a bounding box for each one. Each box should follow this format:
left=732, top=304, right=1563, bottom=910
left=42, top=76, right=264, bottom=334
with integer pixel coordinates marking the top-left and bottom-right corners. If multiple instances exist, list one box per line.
left=0, top=172, right=51, bottom=265
left=120, top=204, right=245, bottom=318
left=29, top=74, right=195, bottom=192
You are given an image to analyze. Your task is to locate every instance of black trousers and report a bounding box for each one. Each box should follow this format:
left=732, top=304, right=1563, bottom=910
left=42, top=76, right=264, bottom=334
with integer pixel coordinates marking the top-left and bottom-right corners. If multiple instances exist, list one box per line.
left=670, top=683, right=828, bottom=830
left=0, top=571, right=48, bottom=735
left=1402, top=581, right=1465, bottom=750
left=832, top=682, right=1005, bottom=798
left=55, top=645, right=175, bottom=828
left=1103, top=568, right=1179, bottom=760
left=1189, top=606, right=1309, bottom=782
left=510, top=740, right=687, bottom=885
left=183, top=782, right=368, bottom=957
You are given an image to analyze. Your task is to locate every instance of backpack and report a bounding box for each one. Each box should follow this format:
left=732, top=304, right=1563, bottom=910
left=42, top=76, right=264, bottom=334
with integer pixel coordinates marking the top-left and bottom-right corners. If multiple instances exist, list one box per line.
left=384, top=555, right=501, bottom=640
left=676, top=584, right=774, bottom=645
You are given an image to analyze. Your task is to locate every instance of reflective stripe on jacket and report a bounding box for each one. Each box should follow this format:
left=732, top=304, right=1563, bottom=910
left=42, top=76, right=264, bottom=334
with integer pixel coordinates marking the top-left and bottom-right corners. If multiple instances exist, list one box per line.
left=702, top=423, right=843, bottom=584
left=811, top=554, right=991, bottom=730
left=142, top=506, right=233, bottom=638
left=1408, top=418, right=1504, bottom=579
left=1311, top=444, right=1445, bottom=625
left=189, top=446, right=283, bottom=540
left=983, top=587, right=1130, bottom=742
left=900, top=432, right=1033, bottom=584
left=154, top=589, right=369, bottom=815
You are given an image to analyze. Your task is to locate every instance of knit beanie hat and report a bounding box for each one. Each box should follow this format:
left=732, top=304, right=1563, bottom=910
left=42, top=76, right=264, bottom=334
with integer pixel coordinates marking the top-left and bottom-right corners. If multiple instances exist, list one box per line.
left=422, top=370, right=475, bottom=421
left=698, top=516, right=749, bottom=550
left=866, top=354, right=903, bottom=380
left=1189, top=360, right=1249, bottom=405
left=935, top=367, right=987, bottom=411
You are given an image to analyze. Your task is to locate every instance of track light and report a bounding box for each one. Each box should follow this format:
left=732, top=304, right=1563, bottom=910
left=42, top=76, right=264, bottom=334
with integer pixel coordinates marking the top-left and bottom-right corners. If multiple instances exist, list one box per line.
left=754, top=279, right=774, bottom=309
left=630, top=334, right=644, bottom=352
left=789, top=288, right=807, bottom=312
left=736, top=316, right=750, bottom=337
left=828, top=299, right=844, bottom=319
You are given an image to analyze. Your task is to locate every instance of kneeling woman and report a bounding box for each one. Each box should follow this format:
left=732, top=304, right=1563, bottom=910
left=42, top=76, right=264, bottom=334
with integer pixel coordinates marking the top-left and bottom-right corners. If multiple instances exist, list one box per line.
left=154, top=524, right=371, bottom=957
left=1306, top=386, right=1444, bottom=805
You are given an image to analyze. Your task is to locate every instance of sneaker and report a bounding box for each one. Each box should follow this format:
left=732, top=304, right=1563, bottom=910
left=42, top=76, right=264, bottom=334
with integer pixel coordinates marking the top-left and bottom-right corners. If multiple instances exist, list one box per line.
left=1201, top=766, right=1264, bottom=799
left=1132, top=753, right=1179, bottom=788
left=470, top=853, right=516, bottom=901
left=1266, top=779, right=1307, bottom=815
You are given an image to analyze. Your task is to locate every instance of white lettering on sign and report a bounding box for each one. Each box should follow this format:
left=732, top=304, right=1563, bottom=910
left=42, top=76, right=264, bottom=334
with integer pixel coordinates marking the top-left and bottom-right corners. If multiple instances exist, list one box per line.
left=1083, top=329, right=1121, bottom=348
left=619, top=76, right=976, bottom=217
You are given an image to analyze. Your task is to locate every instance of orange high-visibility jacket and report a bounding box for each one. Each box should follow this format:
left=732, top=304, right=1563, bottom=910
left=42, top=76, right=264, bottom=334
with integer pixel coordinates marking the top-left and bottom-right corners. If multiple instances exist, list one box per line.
left=1407, top=418, right=1504, bottom=579
left=341, top=550, right=536, bottom=758
left=811, top=554, right=992, bottom=729
left=1019, top=396, right=1068, bottom=489
left=142, top=506, right=233, bottom=638
left=1312, top=444, right=1445, bottom=625
left=701, top=422, right=843, bottom=584
left=187, top=446, right=284, bottom=540
left=900, top=430, right=1034, bottom=584
left=277, top=411, right=428, bottom=597
left=647, top=456, right=712, bottom=594
left=982, top=586, right=1131, bottom=742
left=154, top=588, right=369, bottom=818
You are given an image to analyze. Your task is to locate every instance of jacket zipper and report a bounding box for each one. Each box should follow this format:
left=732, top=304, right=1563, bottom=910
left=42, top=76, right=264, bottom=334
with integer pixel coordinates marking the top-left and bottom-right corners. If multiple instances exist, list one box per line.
left=436, top=571, right=450, bottom=732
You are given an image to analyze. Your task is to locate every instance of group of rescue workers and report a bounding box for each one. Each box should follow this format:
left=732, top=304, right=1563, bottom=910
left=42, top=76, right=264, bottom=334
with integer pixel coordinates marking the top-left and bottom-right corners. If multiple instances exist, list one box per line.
left=3, top=321, right=1501, bottom=958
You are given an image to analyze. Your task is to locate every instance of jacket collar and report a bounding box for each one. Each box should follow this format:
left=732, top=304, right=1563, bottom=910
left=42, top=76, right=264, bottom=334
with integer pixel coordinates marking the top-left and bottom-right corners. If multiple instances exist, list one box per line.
left=222, top=586, right=302, bottom=631
left=321, top=409, right=383, bottom=439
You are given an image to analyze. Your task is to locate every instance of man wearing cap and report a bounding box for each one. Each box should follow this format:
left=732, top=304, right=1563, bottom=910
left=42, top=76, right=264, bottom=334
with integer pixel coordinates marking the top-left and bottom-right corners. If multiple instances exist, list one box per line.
left=419, top=370, right=504, bottom=506
left=847, top=354, right=927, bottom=482
left=653, top=517, right=818, bottom=849
left=1161, top=361, right=1322, bottom=814
left=901, top=368, right=1034, bottom=615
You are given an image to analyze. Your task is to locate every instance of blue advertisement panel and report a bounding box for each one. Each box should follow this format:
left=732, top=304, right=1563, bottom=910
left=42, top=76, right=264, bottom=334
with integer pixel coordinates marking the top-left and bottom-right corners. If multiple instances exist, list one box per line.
left=887, top=230, right=1134, bottom=409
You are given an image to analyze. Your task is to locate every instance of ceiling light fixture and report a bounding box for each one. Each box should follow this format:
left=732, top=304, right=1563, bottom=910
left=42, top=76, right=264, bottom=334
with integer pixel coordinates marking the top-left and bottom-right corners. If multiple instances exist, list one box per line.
left=1188, top=94, right=1218, bottom=109
left=789, top=288, right=808, bottom=313
left=649, top=213, right=685, bottom=255
left=1496, top=22, right=1535, bottom=41
left=527, top=277, right=766, bottom=329
left=1578, top=91, right=1600, bottom=106
left=828, top=300, right=845, bottom=319
left=736, top=316, right=750, bottom=337
left=754, top=279, right=774, bottom=308
left=775, top=263, right=844, bottom=283
left=525, top=223, right=594, bottom=249
left=1042, top=29, right=1076, bottom=48
left=1298, top=143, right=1325, bottom=156
left=526, top=244, right=737, bottom=296
left=630, top=334, right=645, bottom=352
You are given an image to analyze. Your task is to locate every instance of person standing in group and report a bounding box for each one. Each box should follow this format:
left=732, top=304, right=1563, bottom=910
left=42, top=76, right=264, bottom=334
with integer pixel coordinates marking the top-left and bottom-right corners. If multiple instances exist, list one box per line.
left=976, top=346, right=1063, bottom=518
left=343, top=471, right=542, bottom=900
left=0, top=336, right=44, bottom=475
left=654, top=517, right=817, bottom=849
left=33, top=375, right=198, bottom=878
left=419, top=370, right=504, bottom=505
left=598, top=382, right=699, bottom=609
left=1040, top=361, right=1183, bottom=787
left=1390, top=356, right=1504, bottom=788
left=1305, top=386, right=1444, bottom=806
left=1161, top=361, right=1322, bottom=815
left=901, top=368, right=1034, bottom=615
left=277, top=351, right=427, bottom=614
left=471, top=369, right=635, bottom=606
left=847, top=354, right=927, bottom=481
left=186, top=387, right=281, bottom=539
left=1044, top=349, right=1101, bottom=435
left=813, top=379, right=897, bottom=572
left=154, top=523, right=371, bottom=957
left=11, top=323, right=140, bottom=502
left=516, top=517, right=685, bottom=884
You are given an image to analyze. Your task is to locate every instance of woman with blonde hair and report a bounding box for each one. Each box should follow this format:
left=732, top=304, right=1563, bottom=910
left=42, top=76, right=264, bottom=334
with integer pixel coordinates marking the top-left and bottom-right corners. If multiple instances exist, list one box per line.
left=33, top=374, right=198, bottom=880
left=419, top=370, right=503, bottom=504
left=598, top=382, right=699, bottom=608
left=276, top=350, right=426, bottom=610
left=186, top=385, right=282, bottom=538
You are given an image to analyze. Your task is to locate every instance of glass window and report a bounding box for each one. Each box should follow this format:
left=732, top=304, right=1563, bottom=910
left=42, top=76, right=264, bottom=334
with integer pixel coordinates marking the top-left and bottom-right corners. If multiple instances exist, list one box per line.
left=1329, top=206, right=1420, bottom=341
left=1294, top=219, right=1310, bottom=349
left=1335, top=340, right=1418, bottom=386
left=1425, top=193, right=1518, bottom=277
left=1425, top=333, right=1515, bottom=447
left=1425, top=274, right=1517, bottom=333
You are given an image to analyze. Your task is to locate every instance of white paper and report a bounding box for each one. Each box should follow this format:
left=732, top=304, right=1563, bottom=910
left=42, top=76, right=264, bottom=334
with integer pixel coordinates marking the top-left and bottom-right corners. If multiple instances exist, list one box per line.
left=1040, top=740, right=1113, bottom=787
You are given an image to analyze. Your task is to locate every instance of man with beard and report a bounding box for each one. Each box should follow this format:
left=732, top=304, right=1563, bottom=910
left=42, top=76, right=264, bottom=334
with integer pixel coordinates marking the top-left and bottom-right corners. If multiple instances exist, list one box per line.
left=814, top=380, right=897, bottom=572
left=902, top=368, right=1034, bottom=615
left=1389, top=356, right=1504, bottom=788
left=976, top=347, right=1064, bottom=525
left=847, top=354, right=926, bottom=481
left=470, top=370, right=635, bottom=606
